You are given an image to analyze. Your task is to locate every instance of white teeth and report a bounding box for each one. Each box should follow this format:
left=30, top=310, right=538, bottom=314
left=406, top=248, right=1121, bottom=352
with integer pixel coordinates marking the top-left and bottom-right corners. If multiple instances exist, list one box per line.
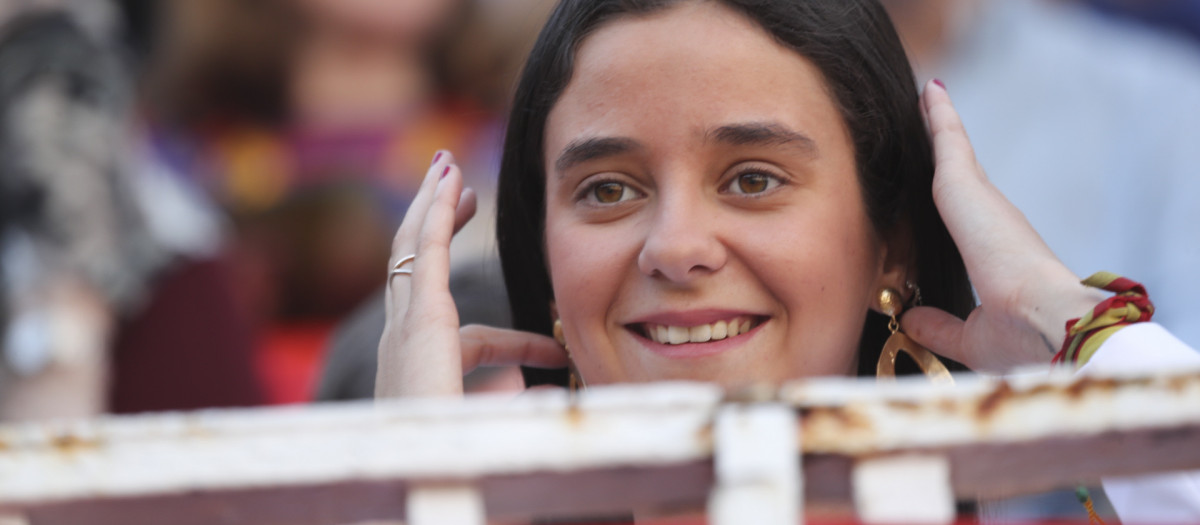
left=712, top=321, right=728, bottom=340
left=667, top=325, right=690, bottom=344
left=727, top=319, right=740, bottom=337
left=646, top=317, right=756, bottom=344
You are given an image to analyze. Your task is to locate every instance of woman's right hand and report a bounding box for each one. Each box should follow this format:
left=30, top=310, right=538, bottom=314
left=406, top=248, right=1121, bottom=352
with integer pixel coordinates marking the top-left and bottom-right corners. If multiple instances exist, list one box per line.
left=376, top=151, right=567, bottom=398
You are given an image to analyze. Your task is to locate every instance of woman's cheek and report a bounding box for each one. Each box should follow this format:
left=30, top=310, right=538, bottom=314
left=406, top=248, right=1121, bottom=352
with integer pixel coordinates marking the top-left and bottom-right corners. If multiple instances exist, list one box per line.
left=546, top=215, right=641, bottom=360
left=547, top=221, right=605, bottom=318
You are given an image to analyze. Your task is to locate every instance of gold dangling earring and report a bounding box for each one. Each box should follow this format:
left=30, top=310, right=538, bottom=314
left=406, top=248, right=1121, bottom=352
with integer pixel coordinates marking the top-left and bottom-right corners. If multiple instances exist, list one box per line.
left=876, top=287, right=955, bottom=385
left=553, top=319, right=586, bottom=393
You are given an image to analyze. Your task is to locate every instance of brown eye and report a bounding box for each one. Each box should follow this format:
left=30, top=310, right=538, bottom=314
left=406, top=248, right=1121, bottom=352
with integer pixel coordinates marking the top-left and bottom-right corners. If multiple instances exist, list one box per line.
left=734, top=172, right=772, bottom=194
left=593, top=181, right=632, bottom=203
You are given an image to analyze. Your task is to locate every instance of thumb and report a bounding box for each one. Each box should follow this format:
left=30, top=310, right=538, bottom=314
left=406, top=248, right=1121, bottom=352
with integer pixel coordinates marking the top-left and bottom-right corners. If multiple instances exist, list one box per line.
left=900, top=306, right=967, bottom=365
left=459, top=325, right=570, bottom=375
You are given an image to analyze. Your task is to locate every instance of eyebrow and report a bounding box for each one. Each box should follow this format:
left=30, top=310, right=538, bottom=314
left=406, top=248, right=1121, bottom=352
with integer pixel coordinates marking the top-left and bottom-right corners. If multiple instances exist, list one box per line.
left=552, top=121, right=817, bottom=174
left=707, top=122, right=818, bottom=155
left=555, top=137, right=643, bottom=173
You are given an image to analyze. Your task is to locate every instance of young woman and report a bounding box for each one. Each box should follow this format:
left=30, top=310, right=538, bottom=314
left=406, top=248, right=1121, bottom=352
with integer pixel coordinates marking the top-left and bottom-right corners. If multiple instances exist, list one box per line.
left=376, top=0, right=1107, bottom=394
left=377, top=1, right=1199, bottom=520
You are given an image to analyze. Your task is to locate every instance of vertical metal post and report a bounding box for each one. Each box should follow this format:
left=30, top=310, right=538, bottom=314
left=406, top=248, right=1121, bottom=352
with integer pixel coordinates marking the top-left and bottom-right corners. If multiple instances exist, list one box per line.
left=708, top=403, right=801, bottom=525
left=853, top=454, right=954, bottom=524
left=406, top=483, right=485, bottom=525
left=0, top=514, right=29, bottom=525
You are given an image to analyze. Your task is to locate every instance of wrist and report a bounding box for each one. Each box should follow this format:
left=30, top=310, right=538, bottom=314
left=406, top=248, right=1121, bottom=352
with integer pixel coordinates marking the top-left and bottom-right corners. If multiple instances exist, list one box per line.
left=1038, top=284, right=1109, bottom=348
left=1052, top=272, right=1155, bottom=367
left=1022, top=266, right=1109, bottom=353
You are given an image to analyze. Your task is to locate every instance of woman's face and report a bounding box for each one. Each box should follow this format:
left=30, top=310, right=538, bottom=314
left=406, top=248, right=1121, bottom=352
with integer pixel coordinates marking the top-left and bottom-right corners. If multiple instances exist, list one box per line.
left=543, top=2, right=904, bottom=387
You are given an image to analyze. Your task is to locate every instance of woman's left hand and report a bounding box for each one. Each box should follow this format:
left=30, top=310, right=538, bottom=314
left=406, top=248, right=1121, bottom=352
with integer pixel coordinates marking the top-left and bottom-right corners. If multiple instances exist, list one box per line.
left=901, top=80, right=1107, bottom=373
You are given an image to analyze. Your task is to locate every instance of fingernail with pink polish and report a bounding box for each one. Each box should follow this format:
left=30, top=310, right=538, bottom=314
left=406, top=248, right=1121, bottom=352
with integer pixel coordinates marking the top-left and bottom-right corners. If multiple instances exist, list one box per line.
left=432, top=151, right=443, bottom=166
left=933, top=78, right=946, bottom=91
left=441, top=165, right=451, bottom=179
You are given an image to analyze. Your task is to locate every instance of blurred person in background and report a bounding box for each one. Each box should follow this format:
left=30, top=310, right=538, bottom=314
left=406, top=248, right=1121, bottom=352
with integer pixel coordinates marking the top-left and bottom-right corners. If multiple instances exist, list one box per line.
left=882, top=0, right=1200, bottom=520
left=0, top=2, right=166, bottom=421
left=122, top=0, right=512, bottom=409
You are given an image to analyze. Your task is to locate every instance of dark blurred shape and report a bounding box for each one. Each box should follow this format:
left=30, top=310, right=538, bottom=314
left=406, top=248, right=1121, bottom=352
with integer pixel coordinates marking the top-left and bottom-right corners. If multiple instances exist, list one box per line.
left=110, top=257, right=264, bottom=413
left=113, top=0, right=160, bottom=70
left=144, top=0, right=298, bottom=128
left=441, top=0, right=563, bottom=112
left=1086, top=0, right=1200, bottom=43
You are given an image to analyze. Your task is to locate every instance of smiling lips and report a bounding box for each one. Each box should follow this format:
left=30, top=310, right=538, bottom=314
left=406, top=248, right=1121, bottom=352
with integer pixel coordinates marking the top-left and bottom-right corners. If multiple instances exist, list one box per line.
left=639, top=316, right=761, bottom=345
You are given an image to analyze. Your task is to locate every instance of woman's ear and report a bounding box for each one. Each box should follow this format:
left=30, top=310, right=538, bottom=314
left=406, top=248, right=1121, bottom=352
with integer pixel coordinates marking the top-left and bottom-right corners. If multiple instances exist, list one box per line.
left=870, top=222, right=916, bottom=313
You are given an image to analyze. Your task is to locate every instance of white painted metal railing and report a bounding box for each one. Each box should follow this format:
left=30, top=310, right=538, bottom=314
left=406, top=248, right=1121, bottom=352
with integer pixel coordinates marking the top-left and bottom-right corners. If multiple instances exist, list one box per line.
left=1, top=368, right=1199, bottom=524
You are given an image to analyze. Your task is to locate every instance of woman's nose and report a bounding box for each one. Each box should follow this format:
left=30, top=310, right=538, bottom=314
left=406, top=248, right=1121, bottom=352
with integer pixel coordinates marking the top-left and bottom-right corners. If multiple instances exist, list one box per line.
left=636, top=195, right=727, bottom=283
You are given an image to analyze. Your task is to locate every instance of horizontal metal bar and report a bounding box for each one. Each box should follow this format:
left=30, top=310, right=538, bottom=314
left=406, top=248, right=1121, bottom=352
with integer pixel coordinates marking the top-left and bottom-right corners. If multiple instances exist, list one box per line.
left=0, top=369, right=1196, bottom=523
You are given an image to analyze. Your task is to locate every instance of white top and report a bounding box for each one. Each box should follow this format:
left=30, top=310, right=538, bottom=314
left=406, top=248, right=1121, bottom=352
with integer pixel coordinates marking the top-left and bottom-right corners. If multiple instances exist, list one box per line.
left=1083, top=323, right=1200, bottom=522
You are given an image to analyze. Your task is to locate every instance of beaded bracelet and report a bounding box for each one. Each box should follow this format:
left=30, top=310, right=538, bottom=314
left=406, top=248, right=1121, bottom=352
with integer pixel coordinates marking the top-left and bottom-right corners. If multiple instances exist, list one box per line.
left=1052, top=271, right=1155, bottom=368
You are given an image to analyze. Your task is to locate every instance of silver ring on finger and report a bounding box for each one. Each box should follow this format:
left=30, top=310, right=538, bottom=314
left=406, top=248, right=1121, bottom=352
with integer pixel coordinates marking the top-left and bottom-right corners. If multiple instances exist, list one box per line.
left=389, top=254, right=416, bottom=281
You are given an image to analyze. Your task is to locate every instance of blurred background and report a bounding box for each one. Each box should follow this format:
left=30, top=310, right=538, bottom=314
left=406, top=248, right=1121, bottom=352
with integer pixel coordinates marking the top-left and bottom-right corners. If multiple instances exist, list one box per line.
left=0, top=0, right=555, bottom=422
left=0, top=0, right=1196, bottom=442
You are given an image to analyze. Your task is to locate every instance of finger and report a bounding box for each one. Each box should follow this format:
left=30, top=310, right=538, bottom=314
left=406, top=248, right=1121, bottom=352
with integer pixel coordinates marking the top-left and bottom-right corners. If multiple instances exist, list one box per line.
left=920, top=81, right=1046, bottom=271
left=900, top=306, right=968, bottom=365
left=392, top=150, right=456, bottom=260
left=385, top=151, right=455, bottom=316
left=919, top=81, right=932, bottom=133
left=459, top=325, right=569, bottom=374
left=453, top=187, right=477, bottom=236
left=410, top=162, right=464, bottom=301
left=921, top=79, right=981, bottom=182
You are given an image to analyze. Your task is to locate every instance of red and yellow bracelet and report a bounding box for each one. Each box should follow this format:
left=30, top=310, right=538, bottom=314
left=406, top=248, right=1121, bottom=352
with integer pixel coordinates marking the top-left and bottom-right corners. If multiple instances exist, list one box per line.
left=1053, top=272, right=1155, bottom=525
left=1052, top=271, right=1155, bottom=368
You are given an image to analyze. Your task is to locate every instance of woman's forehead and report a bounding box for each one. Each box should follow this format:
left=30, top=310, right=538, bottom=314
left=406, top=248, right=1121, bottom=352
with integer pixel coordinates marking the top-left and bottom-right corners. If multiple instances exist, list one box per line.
left=544, top=1, right=848, bottom=161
